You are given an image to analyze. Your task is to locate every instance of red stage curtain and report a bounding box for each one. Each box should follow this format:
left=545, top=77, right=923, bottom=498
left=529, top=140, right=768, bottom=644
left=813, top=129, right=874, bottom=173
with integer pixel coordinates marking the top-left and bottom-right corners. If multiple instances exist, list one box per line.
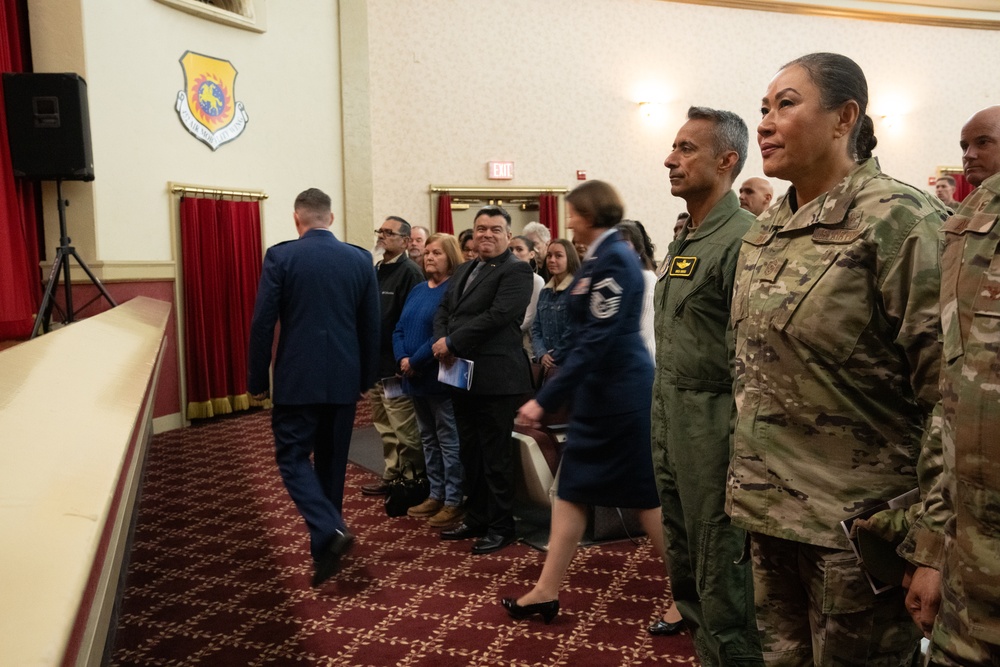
left=0, top=0, right=41, bottom=339
left=538, top=194, right=559, bottom=240
left=436, top=194, right=454, bottom=234
left=953, top=172, right=974, bottom=203
left=180, top=197, right=264, bottom=419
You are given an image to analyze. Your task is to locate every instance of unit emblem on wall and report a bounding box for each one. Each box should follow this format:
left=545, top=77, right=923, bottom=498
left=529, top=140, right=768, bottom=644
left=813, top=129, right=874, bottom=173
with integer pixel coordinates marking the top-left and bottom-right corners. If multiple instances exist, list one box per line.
left=175, top=51, right=248, bottom=150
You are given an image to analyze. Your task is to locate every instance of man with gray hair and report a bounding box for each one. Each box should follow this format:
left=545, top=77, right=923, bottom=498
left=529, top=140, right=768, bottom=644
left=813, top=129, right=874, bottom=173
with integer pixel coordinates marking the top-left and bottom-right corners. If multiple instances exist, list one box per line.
left=408, top=225, right=430, bottom=266
left=522, top=221, right=551, bottom=281
left=651, top=107, right=763, bottom=664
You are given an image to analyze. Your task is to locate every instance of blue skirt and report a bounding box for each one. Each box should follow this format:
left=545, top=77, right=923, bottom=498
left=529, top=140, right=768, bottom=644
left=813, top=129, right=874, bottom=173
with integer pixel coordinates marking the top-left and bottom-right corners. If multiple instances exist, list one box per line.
left=557, top=409, right=659, bottom=509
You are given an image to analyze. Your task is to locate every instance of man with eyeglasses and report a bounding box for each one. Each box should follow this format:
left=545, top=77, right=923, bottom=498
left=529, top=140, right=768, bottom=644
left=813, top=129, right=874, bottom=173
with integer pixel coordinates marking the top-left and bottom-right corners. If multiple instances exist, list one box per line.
left=432, top=206, right=534, bottom=554
left=361, top=216, right=426, bottom=497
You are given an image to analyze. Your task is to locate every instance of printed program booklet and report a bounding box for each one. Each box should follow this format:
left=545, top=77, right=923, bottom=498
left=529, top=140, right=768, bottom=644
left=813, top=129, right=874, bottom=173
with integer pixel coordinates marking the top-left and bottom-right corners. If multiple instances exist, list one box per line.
left=438, top=357, right=474, bottom=390
left=840, top=487, right=920, bottom=595
left=381, top=376, right=405, bottom=399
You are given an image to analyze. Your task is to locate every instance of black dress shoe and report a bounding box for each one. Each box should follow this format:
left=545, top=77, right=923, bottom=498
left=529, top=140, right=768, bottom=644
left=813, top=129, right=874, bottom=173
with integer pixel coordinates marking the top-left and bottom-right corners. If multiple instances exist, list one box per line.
left=647, top=618, right=684, bottom=636
left=501, top=597, right=559, bottom=624
left=361, top=482, right=390, bottom=496
left=471, top=532, right=516, bottom=554
left=312, top=531, right=354, bottom=587
left=440, top=523, right=487, bottom=541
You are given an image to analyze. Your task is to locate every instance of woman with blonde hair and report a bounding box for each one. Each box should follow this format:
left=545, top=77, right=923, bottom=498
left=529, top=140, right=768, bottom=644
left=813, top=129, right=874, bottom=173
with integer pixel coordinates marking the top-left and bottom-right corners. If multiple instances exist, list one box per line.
left=393, top=233, right=466, bottom=529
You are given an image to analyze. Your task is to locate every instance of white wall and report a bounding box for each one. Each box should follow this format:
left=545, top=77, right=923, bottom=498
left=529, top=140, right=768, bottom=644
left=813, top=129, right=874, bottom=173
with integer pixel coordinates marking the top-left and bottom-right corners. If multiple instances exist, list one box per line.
left=365, top=0, right=1000, bottom=254
left=30, top=0, right=345, bottom=265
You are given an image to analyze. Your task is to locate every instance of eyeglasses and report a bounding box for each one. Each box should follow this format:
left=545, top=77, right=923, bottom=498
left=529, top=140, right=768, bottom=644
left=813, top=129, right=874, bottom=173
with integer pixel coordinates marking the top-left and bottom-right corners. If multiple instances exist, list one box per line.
left=374, top=229, right=406, bottom=237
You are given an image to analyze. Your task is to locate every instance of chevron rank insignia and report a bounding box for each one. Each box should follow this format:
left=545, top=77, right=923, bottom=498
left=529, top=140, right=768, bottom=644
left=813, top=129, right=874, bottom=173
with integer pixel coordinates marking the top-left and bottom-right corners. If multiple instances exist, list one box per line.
left=590, top=277, right=623, bottom=319
left=668, top=255, right=698, bottom=278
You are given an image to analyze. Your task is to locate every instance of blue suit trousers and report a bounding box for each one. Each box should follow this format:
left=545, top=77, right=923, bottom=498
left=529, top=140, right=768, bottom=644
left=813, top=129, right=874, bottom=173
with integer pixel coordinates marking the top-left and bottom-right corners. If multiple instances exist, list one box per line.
left=272, top=403, right=356, bottom=560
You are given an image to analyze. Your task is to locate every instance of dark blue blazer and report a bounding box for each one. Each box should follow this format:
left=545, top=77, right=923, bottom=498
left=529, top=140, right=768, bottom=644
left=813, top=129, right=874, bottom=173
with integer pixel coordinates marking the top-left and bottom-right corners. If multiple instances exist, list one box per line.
left=535, top=230, right=653, bottom=417
left=248, top=227, right=380, bottom=404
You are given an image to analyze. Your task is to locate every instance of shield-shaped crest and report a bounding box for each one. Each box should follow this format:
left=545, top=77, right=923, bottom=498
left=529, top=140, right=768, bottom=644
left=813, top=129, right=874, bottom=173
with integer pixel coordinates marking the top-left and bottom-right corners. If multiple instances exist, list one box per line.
left=175, top=51, right=248, bottom=150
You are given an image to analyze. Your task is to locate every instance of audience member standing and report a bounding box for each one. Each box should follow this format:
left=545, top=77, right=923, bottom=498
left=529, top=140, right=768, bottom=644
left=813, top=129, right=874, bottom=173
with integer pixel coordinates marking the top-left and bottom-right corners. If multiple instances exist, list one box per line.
left=672, top=212, right=690, bottom=240
left=738, top=177, right=773, bottom=216
left=248, top=188, right=379, bottom=587
left=910, top=105, right=1000, bottom=667
left=729, top=53, right=947, bottom=665
left=530, top=239, right=580, bottom=371
left=505, top=180, right=668, bottom=626
left=617, top=220, right=657, bottom=360
left=652, top=107, right=762, bottom=664
left=934, top=175, right=961, bottom=210
left=362, top=216, right=426, bottom=496
left=458, top=228, right=477, bottom=262
left=432, top=206, right=534, bottom=555
left=393, top=234, right=466, bottom=530
left=510, top=235, right=545, bottom=340
left=523, top=221, right=552, bottom=282
left=408, top=224, right=430, bottom=266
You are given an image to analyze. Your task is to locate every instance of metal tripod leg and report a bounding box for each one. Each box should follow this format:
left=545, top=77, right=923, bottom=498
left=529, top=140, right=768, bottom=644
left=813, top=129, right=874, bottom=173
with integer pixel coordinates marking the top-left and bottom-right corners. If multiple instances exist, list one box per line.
left=29, top=179, right=118, bottom=339
left=67, top=246, right=117, bottom=308
left=30, top=247, right=70, bottom=339
left=29, top=245, right=118, bottom=339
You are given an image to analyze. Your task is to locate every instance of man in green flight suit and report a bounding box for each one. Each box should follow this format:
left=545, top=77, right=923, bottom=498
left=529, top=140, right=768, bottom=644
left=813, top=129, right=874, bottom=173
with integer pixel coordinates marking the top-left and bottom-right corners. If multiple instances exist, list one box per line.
left=651, top=106, right=763, bottom=666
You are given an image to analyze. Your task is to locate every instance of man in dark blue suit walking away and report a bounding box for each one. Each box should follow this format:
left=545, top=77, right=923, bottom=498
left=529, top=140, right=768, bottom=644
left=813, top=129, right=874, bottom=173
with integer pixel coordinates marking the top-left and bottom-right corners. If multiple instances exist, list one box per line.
left=248, top=188, right=380, bottom=587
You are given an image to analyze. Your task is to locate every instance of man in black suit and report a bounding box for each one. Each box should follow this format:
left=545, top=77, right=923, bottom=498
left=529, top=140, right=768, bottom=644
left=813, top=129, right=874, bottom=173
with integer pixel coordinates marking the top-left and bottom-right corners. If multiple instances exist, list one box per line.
left=432, top=205, right=534, bottom=554
left=248, top=188, right=379, bottom=586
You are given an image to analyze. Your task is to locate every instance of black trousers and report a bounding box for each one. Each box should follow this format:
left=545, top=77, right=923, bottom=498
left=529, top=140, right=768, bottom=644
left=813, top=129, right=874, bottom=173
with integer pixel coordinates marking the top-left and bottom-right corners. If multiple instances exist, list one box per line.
left=450, top=393, right=522, bottom=537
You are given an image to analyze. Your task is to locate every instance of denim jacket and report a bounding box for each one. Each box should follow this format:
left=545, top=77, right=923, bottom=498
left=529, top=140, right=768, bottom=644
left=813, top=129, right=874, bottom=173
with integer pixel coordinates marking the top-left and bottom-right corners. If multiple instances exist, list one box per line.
left=530, top=273, right=574, bottom=362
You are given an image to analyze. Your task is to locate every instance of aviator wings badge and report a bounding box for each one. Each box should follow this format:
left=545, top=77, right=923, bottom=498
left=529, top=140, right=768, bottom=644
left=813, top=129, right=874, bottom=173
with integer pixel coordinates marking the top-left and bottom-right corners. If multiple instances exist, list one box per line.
left=176, top=51, right=249, bottom=150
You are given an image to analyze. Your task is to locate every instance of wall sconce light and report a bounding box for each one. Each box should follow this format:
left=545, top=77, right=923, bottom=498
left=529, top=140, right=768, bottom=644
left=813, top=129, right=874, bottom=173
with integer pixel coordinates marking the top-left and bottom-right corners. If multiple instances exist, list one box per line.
left=871, top=93, right=910, bottom=134
left=638, top=101, right=667, bottom=123
left=880, top=114, right=900, bottom=130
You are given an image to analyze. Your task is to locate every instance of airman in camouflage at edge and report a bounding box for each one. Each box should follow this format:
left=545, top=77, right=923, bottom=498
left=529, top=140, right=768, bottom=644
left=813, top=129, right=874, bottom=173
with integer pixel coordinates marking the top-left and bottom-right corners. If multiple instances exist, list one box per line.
left=908, top=105, right=1000, bottom=667
left=727, top=52, right=948, bottom=665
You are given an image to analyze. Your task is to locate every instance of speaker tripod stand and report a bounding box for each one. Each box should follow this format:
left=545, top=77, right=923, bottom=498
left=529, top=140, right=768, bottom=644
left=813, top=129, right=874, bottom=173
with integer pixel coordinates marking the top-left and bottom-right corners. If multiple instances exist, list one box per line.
left=30, top=179, right=117, bottom=339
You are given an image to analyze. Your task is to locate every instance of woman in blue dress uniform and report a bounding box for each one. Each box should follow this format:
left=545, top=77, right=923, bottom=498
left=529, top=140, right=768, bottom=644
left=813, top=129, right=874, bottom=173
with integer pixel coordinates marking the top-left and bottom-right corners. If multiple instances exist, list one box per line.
left=502, top=180, right=669, bottom=625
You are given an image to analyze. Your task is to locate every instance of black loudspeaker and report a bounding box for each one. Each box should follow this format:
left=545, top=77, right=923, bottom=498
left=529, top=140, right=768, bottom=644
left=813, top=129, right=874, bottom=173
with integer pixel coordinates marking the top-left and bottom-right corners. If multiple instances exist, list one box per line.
left=2, top=72, right=95, bottom=181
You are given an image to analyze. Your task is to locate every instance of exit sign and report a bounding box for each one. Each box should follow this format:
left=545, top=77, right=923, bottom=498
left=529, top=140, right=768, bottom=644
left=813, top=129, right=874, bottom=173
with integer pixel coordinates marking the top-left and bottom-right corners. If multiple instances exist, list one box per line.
left=488, top=161, right=514, bottom=180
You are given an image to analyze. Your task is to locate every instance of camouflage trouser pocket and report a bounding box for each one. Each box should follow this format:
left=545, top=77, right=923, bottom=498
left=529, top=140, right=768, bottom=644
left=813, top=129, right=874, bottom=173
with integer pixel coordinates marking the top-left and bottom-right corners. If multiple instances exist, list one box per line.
left=820, top=549, right=875, bottom=615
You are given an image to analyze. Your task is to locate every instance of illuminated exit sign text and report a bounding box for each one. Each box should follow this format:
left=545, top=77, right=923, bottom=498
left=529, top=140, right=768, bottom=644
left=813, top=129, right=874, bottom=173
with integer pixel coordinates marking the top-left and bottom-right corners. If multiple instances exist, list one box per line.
left=488, top=161, right=514, bottom=180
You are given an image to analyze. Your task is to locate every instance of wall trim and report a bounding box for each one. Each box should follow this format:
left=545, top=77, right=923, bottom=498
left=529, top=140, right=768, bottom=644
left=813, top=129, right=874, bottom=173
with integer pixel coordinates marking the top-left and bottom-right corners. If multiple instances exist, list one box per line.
left=664, top=0, right=1000, bottom=30
left=153, top=0, right=267, bottom=33
left=38, top=260, right=177, bottom=282
left=153, top=412, right=185, bottom=434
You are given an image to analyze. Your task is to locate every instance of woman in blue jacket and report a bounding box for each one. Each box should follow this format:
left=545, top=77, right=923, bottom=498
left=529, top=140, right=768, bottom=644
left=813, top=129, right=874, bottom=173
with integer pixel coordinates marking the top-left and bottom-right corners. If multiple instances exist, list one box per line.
left=392, top=234, right=466, bottom=529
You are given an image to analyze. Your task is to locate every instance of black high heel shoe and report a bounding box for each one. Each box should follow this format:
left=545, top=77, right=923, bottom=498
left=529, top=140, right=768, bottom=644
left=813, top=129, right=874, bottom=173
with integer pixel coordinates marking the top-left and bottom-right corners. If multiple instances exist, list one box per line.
left=647, top=618, right=684, bottom=636
left=501, top=597, right=559, bottom=624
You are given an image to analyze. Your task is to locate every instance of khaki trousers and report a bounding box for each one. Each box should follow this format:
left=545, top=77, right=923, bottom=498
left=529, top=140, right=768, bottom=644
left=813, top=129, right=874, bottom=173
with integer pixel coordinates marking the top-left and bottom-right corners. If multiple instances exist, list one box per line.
left=370, top=381, right=424, bottom=481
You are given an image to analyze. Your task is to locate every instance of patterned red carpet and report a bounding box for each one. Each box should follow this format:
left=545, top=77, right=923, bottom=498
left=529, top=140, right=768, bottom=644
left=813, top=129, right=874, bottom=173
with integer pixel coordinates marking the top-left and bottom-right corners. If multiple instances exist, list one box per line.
left=111, top=409, right=698, bottom=666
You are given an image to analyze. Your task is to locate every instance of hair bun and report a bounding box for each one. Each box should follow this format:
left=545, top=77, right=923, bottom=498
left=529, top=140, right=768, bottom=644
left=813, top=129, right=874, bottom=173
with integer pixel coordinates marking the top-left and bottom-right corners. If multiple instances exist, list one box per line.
left=855, top=115, right=878, bottom=159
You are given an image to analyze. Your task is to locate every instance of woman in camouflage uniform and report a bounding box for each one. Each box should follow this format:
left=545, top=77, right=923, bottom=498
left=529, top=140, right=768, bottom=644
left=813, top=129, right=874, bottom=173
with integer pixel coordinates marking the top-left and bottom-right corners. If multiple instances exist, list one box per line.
left=727, top=52, right=948, bottom=666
